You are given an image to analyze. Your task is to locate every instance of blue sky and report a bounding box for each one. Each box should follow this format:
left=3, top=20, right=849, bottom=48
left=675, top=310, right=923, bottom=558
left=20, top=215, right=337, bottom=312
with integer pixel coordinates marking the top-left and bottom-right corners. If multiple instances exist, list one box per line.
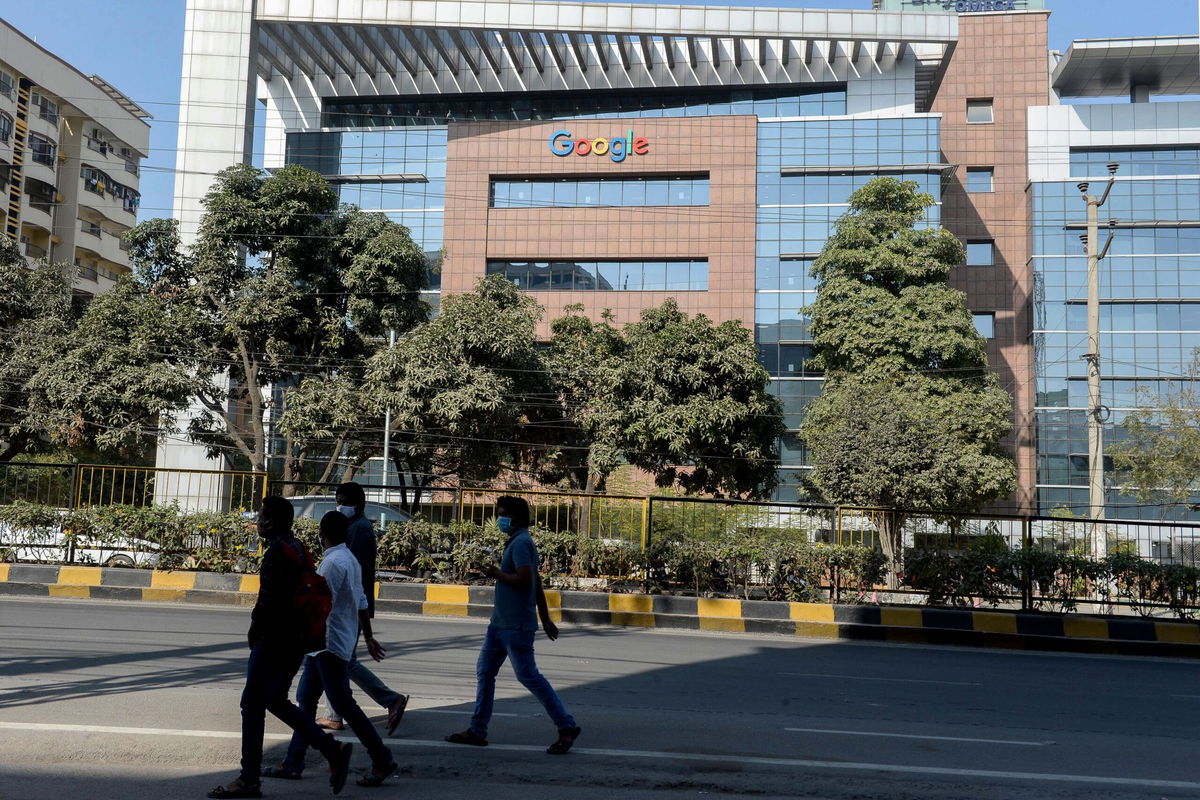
left=1, top=0, right=1195, bottom=220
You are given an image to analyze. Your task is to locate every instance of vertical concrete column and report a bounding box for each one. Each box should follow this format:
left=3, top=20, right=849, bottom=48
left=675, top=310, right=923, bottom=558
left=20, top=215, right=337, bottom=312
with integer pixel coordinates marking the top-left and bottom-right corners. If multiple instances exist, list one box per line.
left=157, top=0, right=260, bottom=506
left=174, top=0, right=258, bottom=243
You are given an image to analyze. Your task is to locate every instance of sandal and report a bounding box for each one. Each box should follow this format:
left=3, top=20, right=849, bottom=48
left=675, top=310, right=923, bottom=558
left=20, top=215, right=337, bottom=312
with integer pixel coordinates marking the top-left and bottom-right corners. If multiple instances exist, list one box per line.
left=356, top=760, right=398, bottom=787
left=546, top=726, right=581, bottom=755
left=261, top=765, right=302, bottom=780
left=386, top=695, right=409, bottom=736
left=206, top=781, right=262, bottom=799
left=328, top=742, right=353, bottom=795
left=445, top=729, right=488, bottom=747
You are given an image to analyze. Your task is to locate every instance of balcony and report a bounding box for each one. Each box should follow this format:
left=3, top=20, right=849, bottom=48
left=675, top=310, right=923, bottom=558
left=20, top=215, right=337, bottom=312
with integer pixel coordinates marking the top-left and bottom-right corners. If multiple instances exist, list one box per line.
left=23, top=242, right=47, bottom=259
left=76, top=218, right=131, bottom=266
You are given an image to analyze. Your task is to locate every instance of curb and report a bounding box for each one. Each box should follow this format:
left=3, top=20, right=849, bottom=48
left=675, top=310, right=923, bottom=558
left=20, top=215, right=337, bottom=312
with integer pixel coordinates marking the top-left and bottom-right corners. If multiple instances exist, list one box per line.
left=4, top=563, right=1200, bottom=658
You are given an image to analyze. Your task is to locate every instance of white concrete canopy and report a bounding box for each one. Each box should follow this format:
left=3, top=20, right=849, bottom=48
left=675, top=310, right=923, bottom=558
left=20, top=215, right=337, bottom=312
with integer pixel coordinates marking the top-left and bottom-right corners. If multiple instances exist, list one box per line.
left=1052, top=36, right=1200, bottom=99
left=251, top=0, right=958, bottom=96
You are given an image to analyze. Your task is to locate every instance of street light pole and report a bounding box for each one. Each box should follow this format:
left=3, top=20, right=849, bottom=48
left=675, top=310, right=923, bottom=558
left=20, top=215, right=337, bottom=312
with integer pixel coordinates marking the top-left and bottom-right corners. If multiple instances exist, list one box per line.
left=382, top=328, right=396, bottom=501
left=1078, top=163, right=1118, bottom=559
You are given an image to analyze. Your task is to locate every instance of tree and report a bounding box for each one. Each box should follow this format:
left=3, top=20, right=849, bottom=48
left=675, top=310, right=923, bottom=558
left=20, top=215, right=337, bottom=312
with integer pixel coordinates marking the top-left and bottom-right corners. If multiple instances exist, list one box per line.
left=800, top=177, right=1015, bottom=584
left=359, top=275, right=547, bottom=512
left=0, top=239, right=74, bottom=461
left=124, top=164, right=428, bottom=480
left=543, top=300, right=784, bottom=498
left=1110, top=363, right=1200, bottom=519
left=539, top=306, right=625, bottom=493
left=25, top=276, right=204, bottom=460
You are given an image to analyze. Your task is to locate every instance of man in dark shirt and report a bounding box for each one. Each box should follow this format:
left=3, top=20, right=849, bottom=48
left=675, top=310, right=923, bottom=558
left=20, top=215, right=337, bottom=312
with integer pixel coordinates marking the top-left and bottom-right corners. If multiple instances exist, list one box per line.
left=207, top=496, right=353, bottom=799
left=315, top=482, right=408, bottom=736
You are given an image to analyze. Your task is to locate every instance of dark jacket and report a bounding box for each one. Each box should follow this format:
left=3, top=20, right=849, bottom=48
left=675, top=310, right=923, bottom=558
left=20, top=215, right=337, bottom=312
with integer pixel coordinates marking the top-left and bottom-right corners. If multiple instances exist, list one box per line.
left=248, top=535, right=306, bottom=651
left=345, top=513, right=378, bottom=617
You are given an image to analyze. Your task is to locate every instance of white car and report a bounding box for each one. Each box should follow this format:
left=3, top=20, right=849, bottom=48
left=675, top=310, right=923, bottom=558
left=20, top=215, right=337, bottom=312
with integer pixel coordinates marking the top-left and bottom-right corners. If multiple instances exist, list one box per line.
left=0, top=518, right=158, bottom=568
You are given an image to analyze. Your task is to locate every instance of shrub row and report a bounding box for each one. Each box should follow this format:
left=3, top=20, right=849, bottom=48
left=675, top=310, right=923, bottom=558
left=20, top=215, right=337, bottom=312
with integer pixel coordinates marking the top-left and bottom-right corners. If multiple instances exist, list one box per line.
left=7, top=501, right=1194, bottom=614
left=903, top=547, right=1200, bottom=618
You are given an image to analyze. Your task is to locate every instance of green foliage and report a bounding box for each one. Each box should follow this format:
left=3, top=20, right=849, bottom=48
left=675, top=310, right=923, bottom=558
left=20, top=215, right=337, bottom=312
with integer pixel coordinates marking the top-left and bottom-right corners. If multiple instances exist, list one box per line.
left=0, top=502, right=257, bottom=572
left=801, top=178, right=1016, bottom=582
left=542, top=300, right=785, bottom=498
left=362, top=275, right=547, bottom=510
left=1109, top=363, right=1200, bottom=519
left=0, top=241, right=75, bottom=461
left=125, top=164, right=429, bottom=477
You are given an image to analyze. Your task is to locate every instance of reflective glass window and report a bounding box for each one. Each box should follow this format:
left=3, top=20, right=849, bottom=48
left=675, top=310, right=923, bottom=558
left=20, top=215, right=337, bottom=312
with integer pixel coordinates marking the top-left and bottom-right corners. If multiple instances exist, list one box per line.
left=966, top=241, right=994, bottom=266
left=966, top=168, right=994, bottom=193
left=486, top=260, right=707, bottom=291
left=973, top=313, right=995, bottom=339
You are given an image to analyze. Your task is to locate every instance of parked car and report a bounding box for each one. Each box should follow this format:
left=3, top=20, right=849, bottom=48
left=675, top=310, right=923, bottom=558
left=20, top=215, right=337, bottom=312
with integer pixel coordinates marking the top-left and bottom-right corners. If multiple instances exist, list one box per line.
left=285, top=496, right=412, bottom=531
left=0, top=519, right=158, bottom=568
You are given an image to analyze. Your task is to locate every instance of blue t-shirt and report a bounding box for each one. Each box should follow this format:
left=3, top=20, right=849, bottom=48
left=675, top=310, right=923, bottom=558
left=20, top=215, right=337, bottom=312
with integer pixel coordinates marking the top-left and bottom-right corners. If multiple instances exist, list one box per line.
left=491, top=529, right=539, bottom=631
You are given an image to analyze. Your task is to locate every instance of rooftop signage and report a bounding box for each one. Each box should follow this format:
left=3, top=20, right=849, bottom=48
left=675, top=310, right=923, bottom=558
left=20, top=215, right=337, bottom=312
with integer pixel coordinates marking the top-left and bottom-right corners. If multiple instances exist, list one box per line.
left=550, top=130, right=649, bottom=163
left=877, top=0, right=1045, bottom=11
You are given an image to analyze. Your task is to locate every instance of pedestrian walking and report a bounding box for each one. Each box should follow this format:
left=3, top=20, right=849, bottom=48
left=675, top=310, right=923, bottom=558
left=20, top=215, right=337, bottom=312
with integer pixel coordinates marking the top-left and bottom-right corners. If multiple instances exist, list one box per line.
left=207, top=497, right=353, bottom=799
left=445, top=496, right=581, bottom=755
left=266, top=511, right=398, bottom=788
left=315, top=482, right=408, bottom=736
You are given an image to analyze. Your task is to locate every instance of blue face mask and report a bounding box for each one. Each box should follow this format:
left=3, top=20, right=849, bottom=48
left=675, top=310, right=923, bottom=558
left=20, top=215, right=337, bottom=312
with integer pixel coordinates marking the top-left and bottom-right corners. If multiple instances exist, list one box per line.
left=496, top=516, right=515, bottom=535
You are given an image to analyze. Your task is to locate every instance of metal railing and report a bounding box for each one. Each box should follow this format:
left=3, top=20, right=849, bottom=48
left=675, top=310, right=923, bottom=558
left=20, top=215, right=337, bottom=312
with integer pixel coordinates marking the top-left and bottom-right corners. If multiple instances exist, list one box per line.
left=0, top=462, right=267, bottom=512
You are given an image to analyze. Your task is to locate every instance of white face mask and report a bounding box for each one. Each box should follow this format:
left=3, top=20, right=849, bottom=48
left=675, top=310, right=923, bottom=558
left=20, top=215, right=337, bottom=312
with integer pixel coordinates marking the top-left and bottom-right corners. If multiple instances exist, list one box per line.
left=335, top=505, right=356, bottom=518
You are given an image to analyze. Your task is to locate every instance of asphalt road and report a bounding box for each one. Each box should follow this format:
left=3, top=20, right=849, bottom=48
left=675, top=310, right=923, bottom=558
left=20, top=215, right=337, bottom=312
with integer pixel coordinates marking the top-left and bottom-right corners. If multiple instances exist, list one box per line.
left=2, top=595, right=1200, bottom=800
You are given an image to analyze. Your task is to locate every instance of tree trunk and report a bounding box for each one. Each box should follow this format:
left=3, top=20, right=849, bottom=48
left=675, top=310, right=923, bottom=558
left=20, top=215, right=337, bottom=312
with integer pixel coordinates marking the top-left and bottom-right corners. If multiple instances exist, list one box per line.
left=879, top=511, right=905, bottom=589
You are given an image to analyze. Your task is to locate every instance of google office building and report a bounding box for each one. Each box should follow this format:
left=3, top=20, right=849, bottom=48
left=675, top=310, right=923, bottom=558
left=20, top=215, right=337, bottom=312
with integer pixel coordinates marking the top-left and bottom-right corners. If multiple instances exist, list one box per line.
left=169, top=0, right=1200, bottom=518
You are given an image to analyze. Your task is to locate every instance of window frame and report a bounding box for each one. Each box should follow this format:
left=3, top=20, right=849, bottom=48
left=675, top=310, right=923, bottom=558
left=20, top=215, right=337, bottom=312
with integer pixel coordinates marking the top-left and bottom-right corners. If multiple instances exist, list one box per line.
left=966, top=98, right=994, bottom=125
left=966, top=167, right=994, bottom=193
left=972, top=312, right=996, bottom=339
left=965, top=240, right=995, bottom=266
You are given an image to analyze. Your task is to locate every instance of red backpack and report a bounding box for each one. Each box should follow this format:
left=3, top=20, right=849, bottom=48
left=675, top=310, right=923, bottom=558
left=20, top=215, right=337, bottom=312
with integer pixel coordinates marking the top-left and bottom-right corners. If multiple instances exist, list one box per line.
left=283, top=540, right=332, bottom=654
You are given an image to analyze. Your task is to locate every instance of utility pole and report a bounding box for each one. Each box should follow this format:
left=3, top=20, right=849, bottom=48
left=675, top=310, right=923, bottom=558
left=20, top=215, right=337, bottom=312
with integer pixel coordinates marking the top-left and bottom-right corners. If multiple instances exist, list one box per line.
left=381, top=328, right=396, bottom=506
left=1078, top=162, right=1118, bottom=559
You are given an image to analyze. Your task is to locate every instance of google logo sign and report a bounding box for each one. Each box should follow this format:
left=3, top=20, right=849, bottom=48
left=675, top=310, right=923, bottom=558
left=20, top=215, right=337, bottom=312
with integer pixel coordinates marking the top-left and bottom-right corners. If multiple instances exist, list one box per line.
left=549, top=129, right=650, bottom=163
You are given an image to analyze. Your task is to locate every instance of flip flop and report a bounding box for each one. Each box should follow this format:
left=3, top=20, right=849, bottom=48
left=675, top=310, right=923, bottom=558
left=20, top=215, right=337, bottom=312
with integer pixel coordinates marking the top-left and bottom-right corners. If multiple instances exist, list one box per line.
left=355, top=760, right=398, bottom=787
left=546, top=725, right=581, bottom=755
left=261, top=765, right=302, bottom=780
left=329, top=742, right=353, bottom=795
left=386, top=695, right=409, bottom=736
left=445, top=729, right=488, bottom=747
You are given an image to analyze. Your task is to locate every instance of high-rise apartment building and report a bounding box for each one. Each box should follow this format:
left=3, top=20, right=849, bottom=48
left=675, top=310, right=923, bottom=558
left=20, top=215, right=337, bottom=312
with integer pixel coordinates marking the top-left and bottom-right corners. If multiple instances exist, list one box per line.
left=0, top=19, right=150, bottom=298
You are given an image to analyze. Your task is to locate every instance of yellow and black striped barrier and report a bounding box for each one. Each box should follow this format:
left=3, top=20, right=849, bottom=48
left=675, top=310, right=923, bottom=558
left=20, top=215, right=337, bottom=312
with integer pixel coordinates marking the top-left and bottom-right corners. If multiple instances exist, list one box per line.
left=4, top=563, right=1200, bottom=657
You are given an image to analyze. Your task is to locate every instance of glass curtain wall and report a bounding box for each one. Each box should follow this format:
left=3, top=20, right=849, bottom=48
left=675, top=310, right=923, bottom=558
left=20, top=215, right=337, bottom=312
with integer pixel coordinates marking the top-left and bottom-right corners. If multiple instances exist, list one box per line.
left=1032, top=157, right=1200, bottom=519
left=755, top=116, right=942, bottom=500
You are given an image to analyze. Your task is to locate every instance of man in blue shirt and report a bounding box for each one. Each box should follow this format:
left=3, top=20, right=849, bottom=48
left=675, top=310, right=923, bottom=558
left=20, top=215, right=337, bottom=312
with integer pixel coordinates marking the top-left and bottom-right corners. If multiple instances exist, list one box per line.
left=445, top=496, right=581, bottom=755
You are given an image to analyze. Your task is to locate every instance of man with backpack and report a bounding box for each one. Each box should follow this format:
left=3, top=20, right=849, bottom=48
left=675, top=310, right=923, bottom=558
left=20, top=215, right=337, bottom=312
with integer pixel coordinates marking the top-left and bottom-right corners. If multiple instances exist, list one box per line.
left=266, top=511, right=398, bottom=788
left=207, top=497, right=353, bottom=799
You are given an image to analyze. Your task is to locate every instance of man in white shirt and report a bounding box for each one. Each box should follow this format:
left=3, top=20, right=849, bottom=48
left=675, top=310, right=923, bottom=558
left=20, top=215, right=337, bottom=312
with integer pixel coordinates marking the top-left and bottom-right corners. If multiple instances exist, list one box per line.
left=270, top=512, right=397, bottom=788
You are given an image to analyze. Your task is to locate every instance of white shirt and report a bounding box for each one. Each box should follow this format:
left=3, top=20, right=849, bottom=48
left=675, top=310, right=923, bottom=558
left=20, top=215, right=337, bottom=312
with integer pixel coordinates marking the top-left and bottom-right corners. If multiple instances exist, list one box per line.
left=315, top=543, right=368, bottom=660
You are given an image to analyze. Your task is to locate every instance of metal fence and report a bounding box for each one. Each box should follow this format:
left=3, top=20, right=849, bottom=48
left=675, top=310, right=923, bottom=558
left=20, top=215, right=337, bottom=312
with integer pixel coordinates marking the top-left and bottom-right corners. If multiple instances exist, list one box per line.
left=0, top=462, right=267, bottom=512
left=10, top=463, right=1200, bottom=608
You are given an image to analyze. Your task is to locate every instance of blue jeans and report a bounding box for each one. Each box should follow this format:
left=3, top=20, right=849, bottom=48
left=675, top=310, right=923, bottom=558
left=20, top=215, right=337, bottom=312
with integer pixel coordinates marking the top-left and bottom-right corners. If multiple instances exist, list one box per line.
left=469, top=624, right=576, bottom=738
left=320, top=651, right=403, bottom=723
left=238, top=644, right=338, bottom=786
left=283, top=652, right=393, bottom=774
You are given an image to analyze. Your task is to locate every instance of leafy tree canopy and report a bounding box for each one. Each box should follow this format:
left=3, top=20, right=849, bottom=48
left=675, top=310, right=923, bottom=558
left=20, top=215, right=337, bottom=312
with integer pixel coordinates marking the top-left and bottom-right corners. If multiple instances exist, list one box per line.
left=1110, top=363, right=1200, bottom=519
left=545, top=300, right=784, bottom=499
left=800, top=178, right=1015, bottom=580
left=124, top=163, right=429, bottom=476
